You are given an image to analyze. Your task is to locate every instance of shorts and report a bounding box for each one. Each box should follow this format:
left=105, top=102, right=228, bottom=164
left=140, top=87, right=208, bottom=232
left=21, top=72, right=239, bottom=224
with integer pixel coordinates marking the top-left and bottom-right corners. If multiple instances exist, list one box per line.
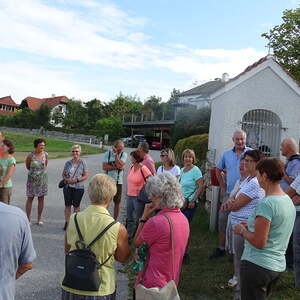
left=0, top=187, right=12, bottom=204
left=218, top=194, right=229, bottom=233
left=113, top=184, right=122, bottom=204
left=63, top=186, right=84, bottom=208
left=62, top=289, right=116, bottom=300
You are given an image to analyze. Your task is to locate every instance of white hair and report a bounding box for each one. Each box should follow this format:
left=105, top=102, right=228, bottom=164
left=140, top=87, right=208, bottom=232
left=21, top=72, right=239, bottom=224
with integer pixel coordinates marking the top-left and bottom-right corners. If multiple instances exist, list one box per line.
left=233, top=129, right=246, bottom=138
left=145, top=173, right=184, bottom=209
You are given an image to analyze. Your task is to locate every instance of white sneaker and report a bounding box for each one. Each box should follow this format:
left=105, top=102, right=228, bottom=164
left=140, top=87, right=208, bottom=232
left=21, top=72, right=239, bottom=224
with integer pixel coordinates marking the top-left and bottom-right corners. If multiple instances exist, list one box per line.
left=228, top=276, right=238, bottom=287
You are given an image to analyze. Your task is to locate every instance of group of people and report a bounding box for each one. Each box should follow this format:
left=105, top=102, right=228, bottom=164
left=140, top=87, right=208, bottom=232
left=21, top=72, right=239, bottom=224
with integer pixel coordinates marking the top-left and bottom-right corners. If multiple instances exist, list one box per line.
left=2, top=130, right=300, bottom=300
left=211, top=129, right=299, bottom=300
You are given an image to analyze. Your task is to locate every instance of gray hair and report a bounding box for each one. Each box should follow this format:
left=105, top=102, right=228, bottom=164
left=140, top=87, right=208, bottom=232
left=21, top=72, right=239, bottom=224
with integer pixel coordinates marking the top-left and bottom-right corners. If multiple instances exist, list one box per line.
left=233, top=129, right=246, bottom=139
left=145, top=173, right=184, bottom=209
left=138, top=142, right=149, bottom=153
left=88, top=174, right=117, bottom=204
left=71, top=144, right=82, bottom=152
left=113, top=139, right=124, bottom=147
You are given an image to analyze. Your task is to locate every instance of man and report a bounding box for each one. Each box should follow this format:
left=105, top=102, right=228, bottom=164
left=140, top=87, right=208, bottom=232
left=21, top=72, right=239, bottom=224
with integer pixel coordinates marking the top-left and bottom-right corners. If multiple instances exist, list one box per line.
left=280, top=138, right=300, bottom=271
left=0, top=202, right=36, bottom=300
left=102, top=140, right=127, bottom=220
left=210, top=129, right=251, bottom=259
left=137, top=142, right=156, bottom=175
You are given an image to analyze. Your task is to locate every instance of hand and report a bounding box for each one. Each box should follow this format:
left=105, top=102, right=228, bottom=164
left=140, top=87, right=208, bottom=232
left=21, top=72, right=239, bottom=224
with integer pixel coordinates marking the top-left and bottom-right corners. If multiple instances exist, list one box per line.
left=233, top=223, right=246, bottom=235
left=240, top=221, right=248, bottom=230
left=112, top=147, right=117, bottom=153
left=142, top=202, right=158, bottom=219
left=220, top=185, right=227, bottom=197
left=188, top=201, right=196, bottom=209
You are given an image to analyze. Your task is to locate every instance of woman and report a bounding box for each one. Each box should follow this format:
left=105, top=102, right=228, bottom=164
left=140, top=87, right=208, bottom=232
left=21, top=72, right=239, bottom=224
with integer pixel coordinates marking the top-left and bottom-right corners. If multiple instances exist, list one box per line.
left=179, top=149, right=204, bottom=223
left=126, top=150, right=152, bottom=240
left=62, top=174, right=130, bottom=300
left=61, top=145, right=88, bottom=230
left=157, top=148, right=180, bottom=178
left=221, top=149, right=264, bottom=299
left=234, top=158, right=296, bottom=300
left=25, top=138, right=48, bottom=225
left=0, top=139, right=16, bottom=204
left=134, top=173, right=189, bottom=298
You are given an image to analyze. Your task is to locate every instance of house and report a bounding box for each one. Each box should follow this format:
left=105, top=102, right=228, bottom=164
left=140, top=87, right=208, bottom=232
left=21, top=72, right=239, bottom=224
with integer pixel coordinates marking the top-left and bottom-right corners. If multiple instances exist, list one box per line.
left=0, top=96, right=19, bottom=114
left=207, top=55, right=300, bottom=163
left=177, top=74, right=228, bottom=109
left=20, top=95, right=69, bottom=127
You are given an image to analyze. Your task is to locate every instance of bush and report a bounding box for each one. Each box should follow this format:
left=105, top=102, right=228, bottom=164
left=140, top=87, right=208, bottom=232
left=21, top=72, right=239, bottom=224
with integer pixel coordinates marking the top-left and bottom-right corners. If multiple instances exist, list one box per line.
left=174, top=133, right=208, bottom=169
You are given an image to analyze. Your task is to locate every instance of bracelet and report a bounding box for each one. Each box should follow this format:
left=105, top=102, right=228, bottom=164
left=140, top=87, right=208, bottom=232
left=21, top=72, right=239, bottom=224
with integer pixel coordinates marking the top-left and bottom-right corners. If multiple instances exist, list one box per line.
left=139, top=219, right=147, bottom=223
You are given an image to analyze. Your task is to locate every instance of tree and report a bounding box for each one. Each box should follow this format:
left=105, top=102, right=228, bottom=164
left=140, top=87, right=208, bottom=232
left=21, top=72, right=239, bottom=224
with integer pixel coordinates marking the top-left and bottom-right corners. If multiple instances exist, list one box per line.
left=262, top=8, right=300, bottom=81
left=63, top=100, right=87, bottom=129
left=35, top=104, right=51, bottom=129
left=95, top=116, right=126, bottom=141
left=168, top=88, right=181, bottom=105
left=85, top=99, right=104, bottom=129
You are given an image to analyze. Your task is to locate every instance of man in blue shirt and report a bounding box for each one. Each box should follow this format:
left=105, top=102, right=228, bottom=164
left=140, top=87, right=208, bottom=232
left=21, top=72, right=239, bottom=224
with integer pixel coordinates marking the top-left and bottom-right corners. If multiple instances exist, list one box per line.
left=102, top=140, right=127, bottom=220
left=0, top=202, right=36, bottom=300
left=210, top=129, right=251, bottom=259
left=280, top=137, right=300, bottom=272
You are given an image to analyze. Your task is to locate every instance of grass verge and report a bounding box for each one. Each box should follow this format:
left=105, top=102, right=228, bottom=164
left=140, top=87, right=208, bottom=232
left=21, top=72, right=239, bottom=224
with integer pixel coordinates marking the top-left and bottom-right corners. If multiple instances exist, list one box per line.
left=127, top=205, right=300, bottom=299
left=3, top=131, right=103, bottom=163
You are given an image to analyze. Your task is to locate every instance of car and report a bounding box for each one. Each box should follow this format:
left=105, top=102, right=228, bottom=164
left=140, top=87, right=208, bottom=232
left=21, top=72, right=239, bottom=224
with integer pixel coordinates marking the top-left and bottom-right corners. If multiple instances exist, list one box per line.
left=120, top=137, right=132, bottom=144
left=131, top=134, right=146, bottom=147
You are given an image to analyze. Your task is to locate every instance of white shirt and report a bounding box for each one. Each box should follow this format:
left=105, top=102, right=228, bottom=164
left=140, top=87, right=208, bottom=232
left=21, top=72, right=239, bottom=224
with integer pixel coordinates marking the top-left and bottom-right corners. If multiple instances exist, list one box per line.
left=157, top=165, right=181, bottom=177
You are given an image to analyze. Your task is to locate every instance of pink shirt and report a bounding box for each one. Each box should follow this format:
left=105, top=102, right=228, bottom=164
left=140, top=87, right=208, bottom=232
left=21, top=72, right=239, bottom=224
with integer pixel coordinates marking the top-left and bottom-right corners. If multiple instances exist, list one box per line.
left=136, top=208, right=189, bottom=288
left=142, top=154, right=156, bottom=175
left=127, top=165, right=152, bottom=196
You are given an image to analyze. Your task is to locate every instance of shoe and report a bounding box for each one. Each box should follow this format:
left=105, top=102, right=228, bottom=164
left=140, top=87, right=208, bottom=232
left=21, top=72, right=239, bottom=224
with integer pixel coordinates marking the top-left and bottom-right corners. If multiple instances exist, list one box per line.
left=37, top=221, right=43, bottom=226
left=183, top=253, right=190, bottom=265
left=209, top=247, right=226, bottom=259
left=63, top=222, right=68, bottom=231
left=228, top=276, right=238, bottom=288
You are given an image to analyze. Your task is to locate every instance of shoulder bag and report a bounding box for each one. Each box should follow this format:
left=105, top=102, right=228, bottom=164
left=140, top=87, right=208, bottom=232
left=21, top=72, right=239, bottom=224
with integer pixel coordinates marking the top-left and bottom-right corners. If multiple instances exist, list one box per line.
left=59, top=160, right=82, bottom=189
left=135, top=213, right=180, bottom=300
left=137, top=167, right=152, bottom=204
left=62, top=213, right=117, bottom=291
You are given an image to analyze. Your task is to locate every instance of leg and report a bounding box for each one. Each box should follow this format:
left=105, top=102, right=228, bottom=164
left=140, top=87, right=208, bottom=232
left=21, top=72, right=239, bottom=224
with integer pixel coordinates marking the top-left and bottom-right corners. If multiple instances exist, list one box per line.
left=134, top=197, right=145, bottom=228
left=233, top=233, right=245, bottom=300
left=293, top=214, right=300, bottom=287
left=64, top=206, right=72, bottom=222
left=37, top=196, right=44, bottom=223
left=126, top=196, right=135, bottom=240
left=113, top=184, right=122, bottom=220
left=26, top=196, right=34, bottom=222
left=0, top=188, right=8, bottom=204
left=72, top=189, right=84, bottom=214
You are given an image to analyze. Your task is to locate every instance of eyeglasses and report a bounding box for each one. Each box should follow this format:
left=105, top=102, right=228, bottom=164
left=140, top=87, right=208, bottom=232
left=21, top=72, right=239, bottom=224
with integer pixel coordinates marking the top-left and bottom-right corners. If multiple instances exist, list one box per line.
left=72, top=150, right=79, bottom=153
left=160, top=154, right=167, bottom=157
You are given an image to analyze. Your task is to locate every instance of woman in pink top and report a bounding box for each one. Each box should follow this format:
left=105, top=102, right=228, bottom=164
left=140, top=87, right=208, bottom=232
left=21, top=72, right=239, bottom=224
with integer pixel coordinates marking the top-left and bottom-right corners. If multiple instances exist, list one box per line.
left=126, top=150, right=152, bottom=240
left=134, top=173, right=189, bottom=297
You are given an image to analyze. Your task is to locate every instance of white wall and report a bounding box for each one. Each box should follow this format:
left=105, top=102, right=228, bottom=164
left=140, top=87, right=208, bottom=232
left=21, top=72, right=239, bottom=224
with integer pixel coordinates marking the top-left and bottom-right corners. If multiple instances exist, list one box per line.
left=209, top=66, right=300, bottom=164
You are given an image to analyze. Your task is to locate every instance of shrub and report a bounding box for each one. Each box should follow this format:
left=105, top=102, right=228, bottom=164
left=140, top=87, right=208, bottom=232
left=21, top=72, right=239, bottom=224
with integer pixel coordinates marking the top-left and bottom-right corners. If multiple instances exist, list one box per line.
left=174, top=133, right=208, bottom=169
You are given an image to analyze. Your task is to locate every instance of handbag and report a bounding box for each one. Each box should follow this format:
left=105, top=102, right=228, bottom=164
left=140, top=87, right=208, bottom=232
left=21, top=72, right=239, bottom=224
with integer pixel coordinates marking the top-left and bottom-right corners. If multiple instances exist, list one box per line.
left=59, top=160, right=82, bottom=189
left=62, top=213, right=117, bottom=291
left=135, top=214, right=180, bottom=300
left=137, top=168, right=151, bottom=204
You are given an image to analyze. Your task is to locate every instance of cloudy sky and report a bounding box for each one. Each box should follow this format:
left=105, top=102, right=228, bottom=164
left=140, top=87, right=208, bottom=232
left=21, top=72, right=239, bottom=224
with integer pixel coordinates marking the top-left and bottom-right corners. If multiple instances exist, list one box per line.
left=0, top=0, right=298, bottom=103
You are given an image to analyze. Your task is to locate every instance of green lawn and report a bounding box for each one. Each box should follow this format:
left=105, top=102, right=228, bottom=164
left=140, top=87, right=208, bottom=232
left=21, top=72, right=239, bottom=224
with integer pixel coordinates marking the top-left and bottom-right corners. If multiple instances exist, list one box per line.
left=127, top=206, right=300, bottom=299
left=3, top=131, right=103, bottom=163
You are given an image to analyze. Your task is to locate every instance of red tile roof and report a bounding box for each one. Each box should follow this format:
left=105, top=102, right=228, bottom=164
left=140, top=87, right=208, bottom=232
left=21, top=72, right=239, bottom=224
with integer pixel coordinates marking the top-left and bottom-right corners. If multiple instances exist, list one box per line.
left=0, top=96, right=19, bottom=107
left=21, top=96, right=69, bottom=111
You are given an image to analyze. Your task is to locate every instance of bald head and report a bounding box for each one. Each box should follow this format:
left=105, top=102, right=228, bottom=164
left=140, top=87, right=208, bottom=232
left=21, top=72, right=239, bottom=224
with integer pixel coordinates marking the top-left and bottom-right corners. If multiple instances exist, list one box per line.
left=280, top=138, right=299, bottom=157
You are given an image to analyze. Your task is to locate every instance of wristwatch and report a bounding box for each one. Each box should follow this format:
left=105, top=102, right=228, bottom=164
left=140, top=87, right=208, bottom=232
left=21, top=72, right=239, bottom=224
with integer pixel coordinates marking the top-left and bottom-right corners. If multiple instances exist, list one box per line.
left=139, top=219, right=147, bottom=223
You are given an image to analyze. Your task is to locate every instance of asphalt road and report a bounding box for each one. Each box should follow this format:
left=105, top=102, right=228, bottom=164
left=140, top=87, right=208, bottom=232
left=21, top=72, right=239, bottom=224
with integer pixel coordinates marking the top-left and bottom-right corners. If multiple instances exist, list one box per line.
left=13, top=148, right=160, bottom=300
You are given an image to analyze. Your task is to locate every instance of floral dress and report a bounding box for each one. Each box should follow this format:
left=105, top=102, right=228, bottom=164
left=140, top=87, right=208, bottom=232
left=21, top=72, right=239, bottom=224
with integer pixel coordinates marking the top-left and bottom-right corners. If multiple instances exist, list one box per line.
left=26, top=151, right=48, bottom=197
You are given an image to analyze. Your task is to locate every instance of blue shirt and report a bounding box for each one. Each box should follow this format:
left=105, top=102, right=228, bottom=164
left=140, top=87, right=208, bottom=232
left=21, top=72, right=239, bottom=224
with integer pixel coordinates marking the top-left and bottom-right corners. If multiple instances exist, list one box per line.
left=102, top=150, right=127, bottom=184
left=217, top=147, right=252, bottom=194
left=179, top=166, right=202, bottom=202
left=242, top=195, right=296, bottom=272
left=280, top=157, right=300, bottom=191
left=0, top=203, right=36, bottom=300
left=63, top=159, right=87, bottom=189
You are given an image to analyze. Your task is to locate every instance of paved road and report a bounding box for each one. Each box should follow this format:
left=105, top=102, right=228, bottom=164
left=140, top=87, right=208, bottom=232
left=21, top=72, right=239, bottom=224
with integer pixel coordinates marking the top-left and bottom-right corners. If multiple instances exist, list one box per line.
left=13, top=148, right=160, bottom=300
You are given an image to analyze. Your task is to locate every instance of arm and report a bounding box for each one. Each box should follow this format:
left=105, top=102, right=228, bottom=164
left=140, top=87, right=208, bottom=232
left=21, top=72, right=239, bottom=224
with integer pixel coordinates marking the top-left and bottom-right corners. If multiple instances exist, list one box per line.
left=1, top=164, right=16, bottom=184
left=115, top=153, right=126, bottom=170
left=216, top=168, right=226, bottom=196
left=226, top=193, right=252, bottom=211
left=77, top=168, right=88, bottom=183
left=25, top=155, right=31, bottom=170
left=114, top=224, right=130, bottom=263
left=64, top=232, right=71, bottom=254
left=233, top=216, right=270, bottom=249
left=286, top=186, right=297, bottom=198
left=102, top=162, right=118, bottom=171
left=292, top=195, right=300, bottom=206
left=188, top=177, right=205, bottom=208
left=16, top=263, right=33, bottom=279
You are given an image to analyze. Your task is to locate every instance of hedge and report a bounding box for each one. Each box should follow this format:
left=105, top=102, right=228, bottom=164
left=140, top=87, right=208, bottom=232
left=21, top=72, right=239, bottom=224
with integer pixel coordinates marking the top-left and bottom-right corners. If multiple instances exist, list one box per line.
left=174, top=133, right=208, bottom=168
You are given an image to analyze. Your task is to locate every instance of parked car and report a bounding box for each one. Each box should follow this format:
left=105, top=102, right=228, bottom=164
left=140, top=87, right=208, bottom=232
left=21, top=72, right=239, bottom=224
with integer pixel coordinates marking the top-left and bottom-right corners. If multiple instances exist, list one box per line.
left=132, top=134, right=146, bottom=147
left=146, top=136, right=162, bottom=150
left=121, top=137, right=132, bottom=145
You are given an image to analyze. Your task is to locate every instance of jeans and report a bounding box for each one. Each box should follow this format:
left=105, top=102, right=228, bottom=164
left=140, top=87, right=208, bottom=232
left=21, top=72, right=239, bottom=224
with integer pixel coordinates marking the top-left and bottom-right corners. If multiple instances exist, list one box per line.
left=126, top=195, right=145, bottom=239
left=182, top=204, right=197, bottom=224
left=293, top=213, right=300, bottom=287
left=240, top=260, right=280, bottom=300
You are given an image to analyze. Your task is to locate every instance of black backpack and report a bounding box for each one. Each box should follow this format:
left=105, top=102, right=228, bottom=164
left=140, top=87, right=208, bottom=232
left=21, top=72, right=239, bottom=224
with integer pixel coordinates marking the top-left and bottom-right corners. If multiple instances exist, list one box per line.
left=62, top=213, right=117, bottom=291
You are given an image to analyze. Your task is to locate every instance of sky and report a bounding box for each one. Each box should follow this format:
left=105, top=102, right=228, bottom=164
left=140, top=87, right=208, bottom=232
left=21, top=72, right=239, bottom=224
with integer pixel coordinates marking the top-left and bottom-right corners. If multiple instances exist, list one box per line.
left=0, top=0, right=298, bottom=103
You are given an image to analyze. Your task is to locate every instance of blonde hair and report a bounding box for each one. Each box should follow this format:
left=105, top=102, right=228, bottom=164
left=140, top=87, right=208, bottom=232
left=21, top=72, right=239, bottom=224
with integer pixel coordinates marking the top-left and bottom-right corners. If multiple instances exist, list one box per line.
left=88, top=174, right=117, bottom=204
left=181, top=149, right=196, bottom=164
left=71, top=144, right=82, bottom=152
left=161, top=148, right=176, bottom=167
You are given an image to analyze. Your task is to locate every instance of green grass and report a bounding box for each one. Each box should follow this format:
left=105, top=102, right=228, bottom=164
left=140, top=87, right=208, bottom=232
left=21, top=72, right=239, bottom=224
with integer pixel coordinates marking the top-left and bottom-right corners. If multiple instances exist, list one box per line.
left=127, top=206, right=300, bottom=300
left=3, top=131, right=103, bottom=163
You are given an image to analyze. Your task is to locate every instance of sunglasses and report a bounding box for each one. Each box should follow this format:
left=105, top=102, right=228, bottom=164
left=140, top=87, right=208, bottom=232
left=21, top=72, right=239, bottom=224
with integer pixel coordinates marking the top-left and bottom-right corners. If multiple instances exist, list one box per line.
left=72, top=150, right=80, bottom=153
left=160, top=154, right=167, bottom=157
